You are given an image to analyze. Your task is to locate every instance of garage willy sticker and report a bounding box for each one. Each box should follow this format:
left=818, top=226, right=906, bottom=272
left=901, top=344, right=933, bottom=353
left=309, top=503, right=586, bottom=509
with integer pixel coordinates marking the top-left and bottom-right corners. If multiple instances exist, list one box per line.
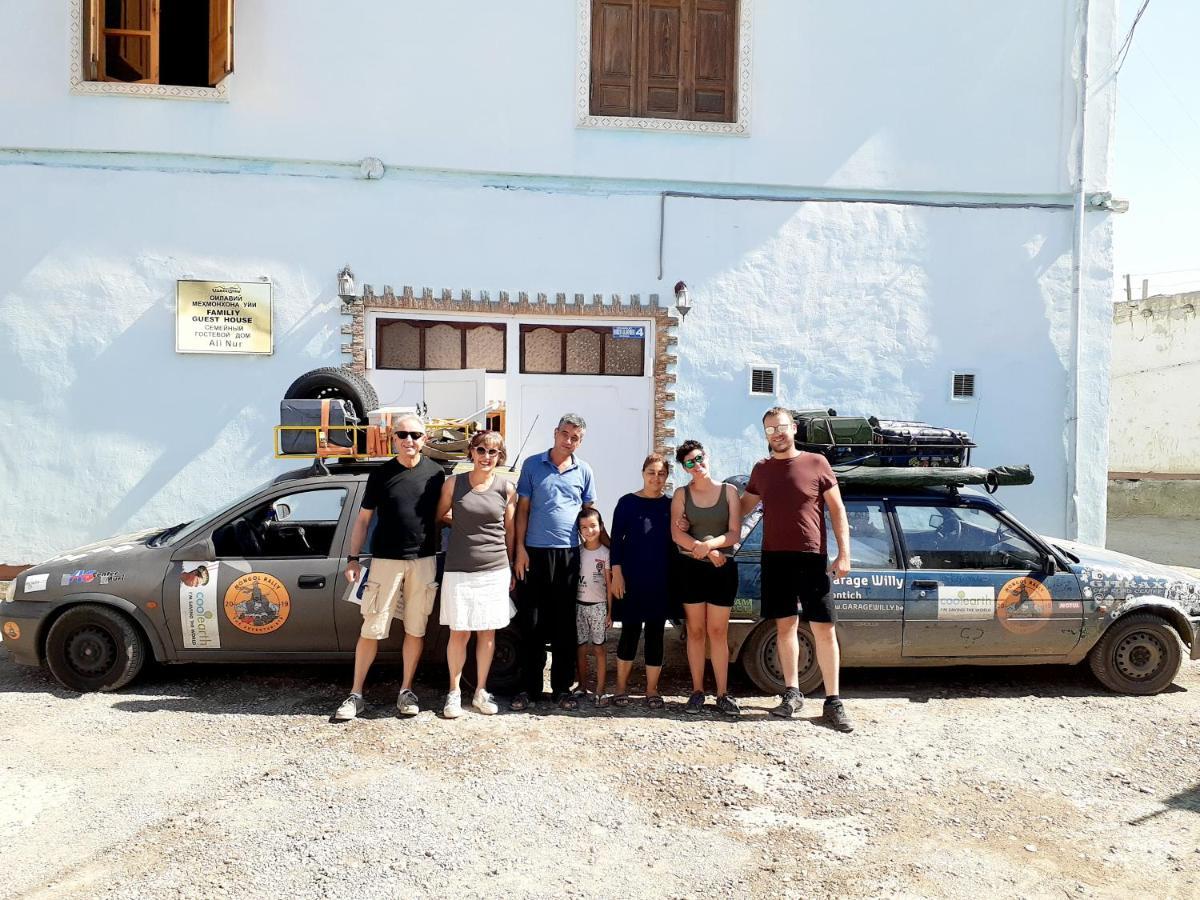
left=937, top=586, right=996, bottom=620
left=180, top=561, right=221, bottom=649
left=224, top=573, right=290, bottom=635
left=23, top=573, right=49, bottom=594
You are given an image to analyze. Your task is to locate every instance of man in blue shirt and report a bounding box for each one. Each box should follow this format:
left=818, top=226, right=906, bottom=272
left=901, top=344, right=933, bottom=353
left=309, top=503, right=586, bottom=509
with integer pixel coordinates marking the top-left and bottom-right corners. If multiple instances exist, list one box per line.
left=512, top=413, right=596, bottom=711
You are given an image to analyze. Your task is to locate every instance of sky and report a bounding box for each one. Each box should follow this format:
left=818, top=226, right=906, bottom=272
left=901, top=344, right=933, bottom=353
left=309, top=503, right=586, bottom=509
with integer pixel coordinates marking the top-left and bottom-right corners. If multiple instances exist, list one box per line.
left=1111, top=1, right=1200, bottom=300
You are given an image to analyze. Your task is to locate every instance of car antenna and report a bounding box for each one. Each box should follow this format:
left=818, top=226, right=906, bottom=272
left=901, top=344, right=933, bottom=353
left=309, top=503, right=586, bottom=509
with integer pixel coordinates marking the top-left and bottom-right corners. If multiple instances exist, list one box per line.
left=508, top=414, right=539, bottom=471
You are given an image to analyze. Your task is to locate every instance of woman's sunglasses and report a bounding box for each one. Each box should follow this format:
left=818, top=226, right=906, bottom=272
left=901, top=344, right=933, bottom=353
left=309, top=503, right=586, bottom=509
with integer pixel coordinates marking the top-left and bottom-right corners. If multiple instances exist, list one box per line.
left=682, top=454, right=705, bottom=469
left=473, top=446, right=501, bottom=457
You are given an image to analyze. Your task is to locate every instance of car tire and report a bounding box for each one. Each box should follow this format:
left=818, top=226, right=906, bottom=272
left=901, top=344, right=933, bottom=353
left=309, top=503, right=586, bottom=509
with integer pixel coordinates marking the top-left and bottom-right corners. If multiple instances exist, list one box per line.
left=741, top=620, right=824, bottom=697
left=283, top=367, right=380, bottom=423
left=459, top=625, right=524, bottom=696
left=1087, top=612, right=1183, bottom=695
left=44, top=604, right=147, bottom=693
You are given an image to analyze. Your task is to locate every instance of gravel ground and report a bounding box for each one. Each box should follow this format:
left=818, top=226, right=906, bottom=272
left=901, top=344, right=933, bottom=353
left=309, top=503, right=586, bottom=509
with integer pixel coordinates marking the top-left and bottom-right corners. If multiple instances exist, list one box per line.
left=2, top=648, right=1198, bottom=900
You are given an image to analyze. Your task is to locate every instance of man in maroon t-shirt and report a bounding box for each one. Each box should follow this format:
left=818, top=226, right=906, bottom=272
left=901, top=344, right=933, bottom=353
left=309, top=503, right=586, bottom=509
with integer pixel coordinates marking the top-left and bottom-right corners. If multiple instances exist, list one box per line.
left=741, top=407, right=854, bottom=732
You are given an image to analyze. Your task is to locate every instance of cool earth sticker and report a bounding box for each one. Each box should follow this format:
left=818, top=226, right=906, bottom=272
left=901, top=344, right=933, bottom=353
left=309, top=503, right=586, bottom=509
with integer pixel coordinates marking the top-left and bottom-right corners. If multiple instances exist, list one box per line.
left=936, top=586, right=996, bottom=620
left=997, top=576, right=1053, bottom=634
left=180, top=561, right=221, bottom=649
left=224, top=573, right=291, bottom=635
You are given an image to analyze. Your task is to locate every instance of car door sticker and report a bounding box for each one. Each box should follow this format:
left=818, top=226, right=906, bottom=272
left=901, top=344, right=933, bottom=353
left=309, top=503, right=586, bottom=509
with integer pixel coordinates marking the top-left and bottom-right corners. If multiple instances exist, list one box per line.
left=936, top=586, right=996, bottom=620
left=180, top=561, right=221, bottom=649
left=996, top=576, right=1052, bottom=634
left=22, top=573, right=48, bottom=594
left=224, top=573, right=291, bottom=635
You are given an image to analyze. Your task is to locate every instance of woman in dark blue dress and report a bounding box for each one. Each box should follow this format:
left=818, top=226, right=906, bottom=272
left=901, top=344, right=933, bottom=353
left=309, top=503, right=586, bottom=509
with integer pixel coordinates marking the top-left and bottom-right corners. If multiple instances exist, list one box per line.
left=610, top=453, right=674, bottom=709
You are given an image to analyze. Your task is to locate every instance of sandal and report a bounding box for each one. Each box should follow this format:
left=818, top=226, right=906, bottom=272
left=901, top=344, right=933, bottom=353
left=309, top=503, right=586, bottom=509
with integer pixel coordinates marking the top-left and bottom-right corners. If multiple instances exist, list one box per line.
left=594, top=694, right=610, bottom=708
left=646, top=695, right=665, bottom=710
left=509, top=691, right=530, bottom=712
left=612, top=693, right=631, bottom=708
left=557, top=693, right=579, bottom=711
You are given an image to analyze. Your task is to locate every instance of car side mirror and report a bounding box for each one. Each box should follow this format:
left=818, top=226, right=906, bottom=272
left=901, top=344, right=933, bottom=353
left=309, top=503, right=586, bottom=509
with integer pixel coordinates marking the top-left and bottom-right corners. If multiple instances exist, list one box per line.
left=928, top=512, right=945, bottom=530
left=1041, top=554, right=1058, bottom=575
left=273, top=502, right=292, bottom=521
left=175, top=537, right=214, bottom=560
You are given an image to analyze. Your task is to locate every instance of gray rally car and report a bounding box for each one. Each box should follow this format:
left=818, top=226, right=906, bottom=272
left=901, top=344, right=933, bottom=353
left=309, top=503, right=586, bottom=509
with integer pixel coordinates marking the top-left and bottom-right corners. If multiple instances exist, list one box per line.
left=2, top=461, right=1199, bottom=696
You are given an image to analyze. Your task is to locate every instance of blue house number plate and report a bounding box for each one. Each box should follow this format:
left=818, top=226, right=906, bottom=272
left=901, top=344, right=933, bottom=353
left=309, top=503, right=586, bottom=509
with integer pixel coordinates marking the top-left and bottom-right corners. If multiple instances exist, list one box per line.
left=612, top=325, right=645, bottom=340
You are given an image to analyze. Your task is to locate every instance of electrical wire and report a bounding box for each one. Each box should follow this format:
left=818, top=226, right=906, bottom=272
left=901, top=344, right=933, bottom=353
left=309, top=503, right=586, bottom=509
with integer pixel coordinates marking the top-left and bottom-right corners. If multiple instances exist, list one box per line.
left=1113, top=0, right=1152, bottom=77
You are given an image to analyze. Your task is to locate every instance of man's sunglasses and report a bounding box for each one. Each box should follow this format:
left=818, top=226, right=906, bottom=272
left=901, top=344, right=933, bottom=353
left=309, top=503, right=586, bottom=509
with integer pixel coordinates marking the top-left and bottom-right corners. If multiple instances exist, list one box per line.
left=392, top=430, right=425, bottom=441
left=473, top=447, right=501, bottom=457
left=682, top=454, right=705, bottom=469
left=764, top=424, right=794, bottom=436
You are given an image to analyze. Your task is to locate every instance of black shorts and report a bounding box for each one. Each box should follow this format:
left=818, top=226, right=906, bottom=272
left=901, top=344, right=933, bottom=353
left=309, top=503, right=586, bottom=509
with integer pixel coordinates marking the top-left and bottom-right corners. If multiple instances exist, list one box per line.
left=675, top=554, right=738, bottom=608
left=760, top=551, right=836, bottom=623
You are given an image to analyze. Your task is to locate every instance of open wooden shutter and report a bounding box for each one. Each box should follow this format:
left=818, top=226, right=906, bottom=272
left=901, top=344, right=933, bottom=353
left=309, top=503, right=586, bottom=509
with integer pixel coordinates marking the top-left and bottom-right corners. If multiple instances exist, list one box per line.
left=690, top=0, right=736, bottom=121
left=639, top=0, right=687, bottom=119
left=81, top=0, right=101, bottom=80
left=590, top=0, right=637, bottom=116
left=208, top=0, right=234, bottom=87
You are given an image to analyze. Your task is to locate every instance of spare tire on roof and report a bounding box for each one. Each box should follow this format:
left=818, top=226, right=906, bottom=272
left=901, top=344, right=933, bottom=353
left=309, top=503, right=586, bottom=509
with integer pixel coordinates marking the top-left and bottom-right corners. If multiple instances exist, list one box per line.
left=283, top=367, right=379, bottom=422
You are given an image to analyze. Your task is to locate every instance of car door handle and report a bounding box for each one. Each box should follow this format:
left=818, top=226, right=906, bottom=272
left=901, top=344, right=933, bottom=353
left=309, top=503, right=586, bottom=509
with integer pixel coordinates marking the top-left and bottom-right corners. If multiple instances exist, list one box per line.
left=298, top=575, right=326, bottom=589
left=911, top=580, right=941, bottom=590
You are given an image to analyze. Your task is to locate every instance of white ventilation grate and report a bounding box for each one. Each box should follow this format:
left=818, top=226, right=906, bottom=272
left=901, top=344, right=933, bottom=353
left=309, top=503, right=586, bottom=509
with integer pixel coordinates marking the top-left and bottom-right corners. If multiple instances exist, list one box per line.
left=750, top=367, right=777, bottom=395
left=952, top=372, right=976, bottom=399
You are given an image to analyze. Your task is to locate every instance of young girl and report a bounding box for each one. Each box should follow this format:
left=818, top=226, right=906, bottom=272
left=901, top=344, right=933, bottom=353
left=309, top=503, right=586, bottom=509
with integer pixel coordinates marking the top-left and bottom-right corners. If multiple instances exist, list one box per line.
left=574, top=508, right=612, bottom=706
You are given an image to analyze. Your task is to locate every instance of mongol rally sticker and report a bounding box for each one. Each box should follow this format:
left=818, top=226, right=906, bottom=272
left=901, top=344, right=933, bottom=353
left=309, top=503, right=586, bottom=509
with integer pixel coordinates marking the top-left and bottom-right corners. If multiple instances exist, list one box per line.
left=997, top=576, right=1053, bottom=634
left=224, top=573, right=291, bottom=635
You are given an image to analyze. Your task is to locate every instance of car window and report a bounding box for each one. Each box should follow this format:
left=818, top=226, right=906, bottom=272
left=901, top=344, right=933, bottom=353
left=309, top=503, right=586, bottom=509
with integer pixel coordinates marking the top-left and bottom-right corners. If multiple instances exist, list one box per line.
left=894, top=504, right=1043, bottom=570
left=737, top=507, right=763, bottom=554
left=825, top=501, right=897, bottom=569
left=213, top=487, right=349, bottom=559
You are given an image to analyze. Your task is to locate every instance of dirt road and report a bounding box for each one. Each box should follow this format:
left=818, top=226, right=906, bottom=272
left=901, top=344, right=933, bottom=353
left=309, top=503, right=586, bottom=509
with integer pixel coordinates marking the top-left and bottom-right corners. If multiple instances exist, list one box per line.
left=1, top=653, right=1198, bottom=899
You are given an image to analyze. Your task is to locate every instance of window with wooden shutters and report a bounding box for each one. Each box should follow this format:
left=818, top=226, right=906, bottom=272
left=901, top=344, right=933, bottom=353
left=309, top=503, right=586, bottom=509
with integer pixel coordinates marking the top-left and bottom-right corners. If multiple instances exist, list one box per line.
left=80, top=0, right=234, bottom=89
left=376, top=320, right=507, bottom=373
left=520, top=325, right=646, bottom=377
left=952, top=372, right=977, bottom=400
left=589, top=0, right=738, bottom=124
left=749, top=366, right=777, bottom=396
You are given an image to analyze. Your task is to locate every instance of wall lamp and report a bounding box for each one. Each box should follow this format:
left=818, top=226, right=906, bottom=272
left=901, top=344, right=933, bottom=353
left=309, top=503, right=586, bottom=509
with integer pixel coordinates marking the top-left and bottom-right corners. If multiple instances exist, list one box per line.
left=674, top=280, right=692, bottom=322
left=337, top=265, right=357, bottom=304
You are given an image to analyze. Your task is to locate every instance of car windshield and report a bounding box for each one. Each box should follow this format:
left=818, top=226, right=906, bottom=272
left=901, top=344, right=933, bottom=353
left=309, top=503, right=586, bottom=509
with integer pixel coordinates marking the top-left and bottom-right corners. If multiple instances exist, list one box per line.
left=159, top=478, right=281, bottom=547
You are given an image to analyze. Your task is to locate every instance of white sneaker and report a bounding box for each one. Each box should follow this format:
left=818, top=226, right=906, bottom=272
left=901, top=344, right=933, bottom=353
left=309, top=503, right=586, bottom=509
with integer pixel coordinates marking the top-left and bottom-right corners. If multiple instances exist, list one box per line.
left=443, top=690, right=463, bottom=719
left=396, top=688, right=420, bottom=716
left=334, top=693, right=365, bottom=721
left=472, top=689, right=498, bottom=715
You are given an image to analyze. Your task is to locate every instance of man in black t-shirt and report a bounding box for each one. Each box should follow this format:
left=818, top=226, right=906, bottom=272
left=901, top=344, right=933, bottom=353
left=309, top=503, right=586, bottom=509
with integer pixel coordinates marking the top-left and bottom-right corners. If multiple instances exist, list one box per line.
left=333, top=414, right=445, bottom=721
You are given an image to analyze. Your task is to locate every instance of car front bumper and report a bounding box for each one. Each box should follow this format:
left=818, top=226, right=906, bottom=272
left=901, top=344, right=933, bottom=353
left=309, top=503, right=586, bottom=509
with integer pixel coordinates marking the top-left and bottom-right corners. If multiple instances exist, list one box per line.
left=0, top=600, right=52, bottom=666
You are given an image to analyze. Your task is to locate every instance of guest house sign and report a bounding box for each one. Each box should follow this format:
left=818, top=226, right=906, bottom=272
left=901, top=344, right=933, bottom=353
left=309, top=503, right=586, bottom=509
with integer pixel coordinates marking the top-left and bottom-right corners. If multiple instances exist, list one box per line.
left=176, top=280, right=273, bottom=355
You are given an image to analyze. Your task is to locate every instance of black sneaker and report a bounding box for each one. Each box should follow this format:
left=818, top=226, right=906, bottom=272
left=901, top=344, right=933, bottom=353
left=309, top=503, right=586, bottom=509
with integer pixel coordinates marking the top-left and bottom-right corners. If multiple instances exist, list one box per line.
left=770, top=687, right=804, bottom=719
left=822, top=698, right=855, bottom=733
left=684, top=690, right=706, bottom=715
left=715, top=694, right=742, bottom=717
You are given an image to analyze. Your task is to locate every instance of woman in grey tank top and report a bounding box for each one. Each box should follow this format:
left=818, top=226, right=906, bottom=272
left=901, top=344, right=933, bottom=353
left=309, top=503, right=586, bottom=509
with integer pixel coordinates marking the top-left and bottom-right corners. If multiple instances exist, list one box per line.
left=435, top=430, right=517, bottom=718
left=670, top=439, right=742, bottom=718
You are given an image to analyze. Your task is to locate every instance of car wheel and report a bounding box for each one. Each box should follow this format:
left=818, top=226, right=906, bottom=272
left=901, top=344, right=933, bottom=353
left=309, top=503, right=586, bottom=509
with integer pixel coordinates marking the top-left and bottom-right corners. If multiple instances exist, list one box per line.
left=44, top=604, right=147, bottom=692
left=741, top=620, right=823, bottom=696
left=1088, top=612, right=1183, bottom=695
left=284, top=367, right=380, bottom=424
left=460, top=625, right=524, bottom=695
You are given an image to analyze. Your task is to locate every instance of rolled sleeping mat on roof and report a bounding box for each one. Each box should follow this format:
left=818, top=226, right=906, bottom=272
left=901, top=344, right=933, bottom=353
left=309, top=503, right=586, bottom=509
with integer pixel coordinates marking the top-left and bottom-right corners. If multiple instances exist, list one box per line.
left=833, top=464, right=1034, bottom=490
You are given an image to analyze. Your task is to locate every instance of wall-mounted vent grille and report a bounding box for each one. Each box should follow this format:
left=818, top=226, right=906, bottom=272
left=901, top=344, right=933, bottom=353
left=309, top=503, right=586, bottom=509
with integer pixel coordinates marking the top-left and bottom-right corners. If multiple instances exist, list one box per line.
left=750, top=367, right=777, bottom=395
left=952, top=372, right=976, bottom=399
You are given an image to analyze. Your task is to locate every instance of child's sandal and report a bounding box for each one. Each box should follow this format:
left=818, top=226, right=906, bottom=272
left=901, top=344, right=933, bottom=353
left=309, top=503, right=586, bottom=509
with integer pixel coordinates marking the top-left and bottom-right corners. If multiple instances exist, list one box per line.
left=646, top=695, right=665, bottom=710
left=594, top=694, right=610, bottom=708
left=612, top=693, right=631, bottom=708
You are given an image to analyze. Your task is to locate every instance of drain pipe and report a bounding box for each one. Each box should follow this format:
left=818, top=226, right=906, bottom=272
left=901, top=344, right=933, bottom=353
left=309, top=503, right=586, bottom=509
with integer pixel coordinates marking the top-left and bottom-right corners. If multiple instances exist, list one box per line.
left=1066, top=0, right=1091, bottom=540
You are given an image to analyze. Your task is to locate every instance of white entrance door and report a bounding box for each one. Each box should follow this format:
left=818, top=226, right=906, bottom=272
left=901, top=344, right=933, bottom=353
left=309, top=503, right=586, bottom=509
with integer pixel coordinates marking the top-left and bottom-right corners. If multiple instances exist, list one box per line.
left=512, top=380, right=652, bottom=524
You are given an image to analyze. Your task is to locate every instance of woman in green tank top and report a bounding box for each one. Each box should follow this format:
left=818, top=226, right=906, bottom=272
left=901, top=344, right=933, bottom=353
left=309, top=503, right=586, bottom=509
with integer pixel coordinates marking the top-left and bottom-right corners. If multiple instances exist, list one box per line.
left=670, top=440, right=743, bottom=718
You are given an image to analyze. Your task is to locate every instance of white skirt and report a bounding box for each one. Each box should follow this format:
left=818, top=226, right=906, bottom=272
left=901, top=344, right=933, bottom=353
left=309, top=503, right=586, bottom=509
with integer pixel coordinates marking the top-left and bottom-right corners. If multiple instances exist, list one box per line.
left=439, top=568, right=516, bottom=631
